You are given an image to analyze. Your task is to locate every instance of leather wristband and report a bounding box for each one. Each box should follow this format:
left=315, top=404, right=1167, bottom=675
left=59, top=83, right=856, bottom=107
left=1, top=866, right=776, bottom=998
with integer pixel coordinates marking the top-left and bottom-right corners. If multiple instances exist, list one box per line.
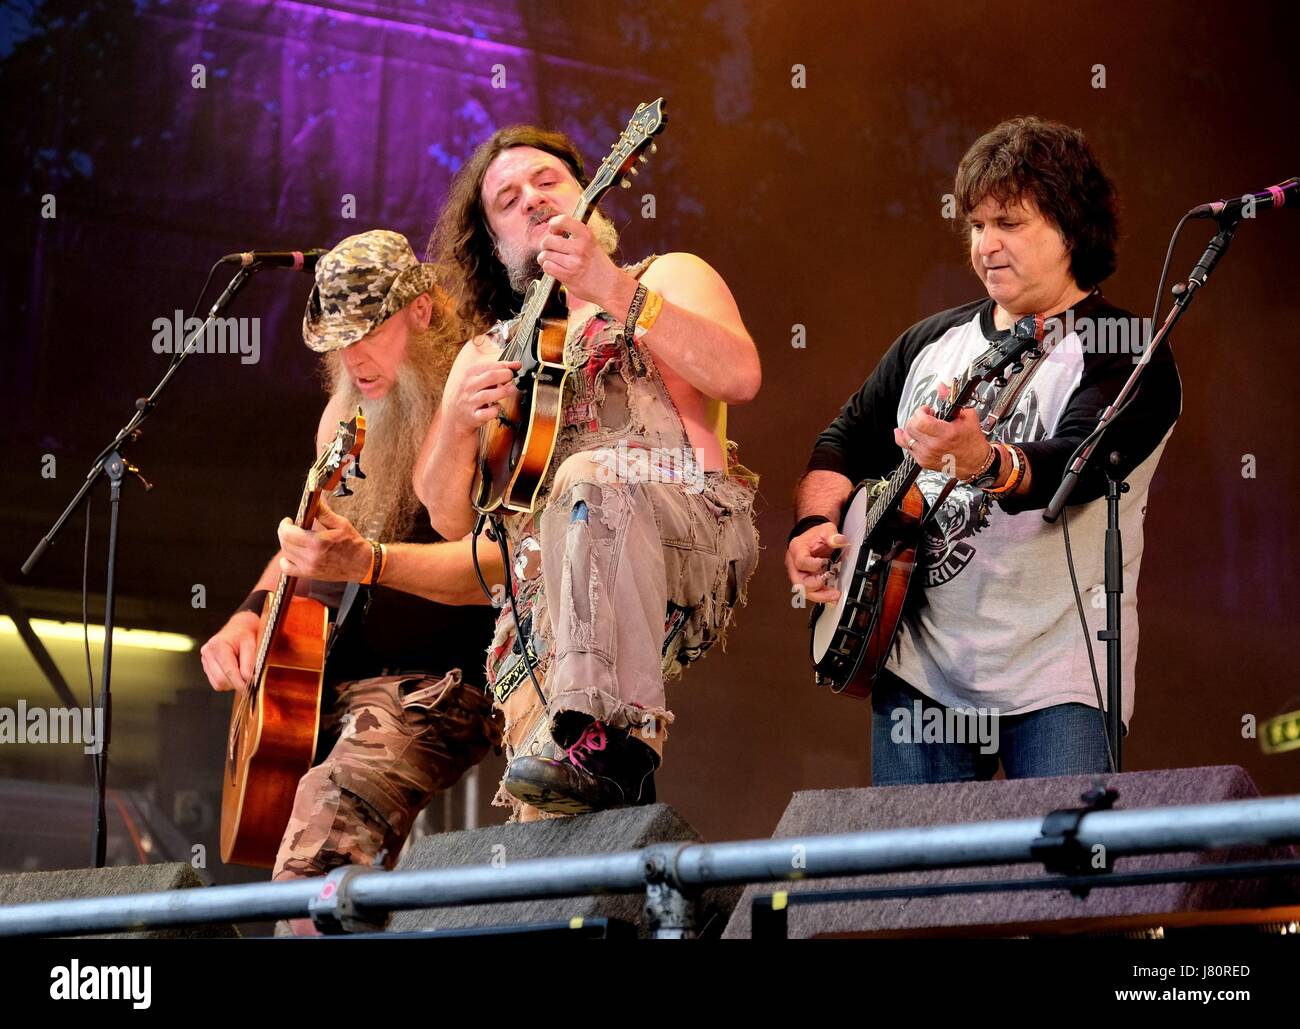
left=359, top=539, right=384, bottom=585
left=984, top=443, right=1023, bottom=496
left=788, top=514, right=832, bottom=543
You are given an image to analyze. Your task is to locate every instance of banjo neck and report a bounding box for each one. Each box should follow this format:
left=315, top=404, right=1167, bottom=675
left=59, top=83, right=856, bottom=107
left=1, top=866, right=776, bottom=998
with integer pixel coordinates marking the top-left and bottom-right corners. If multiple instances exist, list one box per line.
left=862, top=367, right=982, bottom=540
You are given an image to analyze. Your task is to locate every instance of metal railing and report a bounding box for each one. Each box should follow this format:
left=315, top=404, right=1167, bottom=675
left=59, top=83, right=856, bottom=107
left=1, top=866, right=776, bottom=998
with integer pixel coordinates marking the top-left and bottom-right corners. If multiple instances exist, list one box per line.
left=1, top=793, right=1298, bottom=938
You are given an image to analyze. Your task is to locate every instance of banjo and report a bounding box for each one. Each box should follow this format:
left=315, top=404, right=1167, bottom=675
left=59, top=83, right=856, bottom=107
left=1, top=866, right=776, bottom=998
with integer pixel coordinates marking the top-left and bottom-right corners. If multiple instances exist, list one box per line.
left=809, top=313, right=1046, bottom=698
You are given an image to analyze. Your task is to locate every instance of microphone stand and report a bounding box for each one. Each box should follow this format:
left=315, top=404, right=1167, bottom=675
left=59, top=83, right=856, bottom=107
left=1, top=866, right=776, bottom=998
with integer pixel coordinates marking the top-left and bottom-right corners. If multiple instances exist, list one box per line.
left=22, top=263, right=261, bottom=868
left=1043, top=212, right=1242, bottom=770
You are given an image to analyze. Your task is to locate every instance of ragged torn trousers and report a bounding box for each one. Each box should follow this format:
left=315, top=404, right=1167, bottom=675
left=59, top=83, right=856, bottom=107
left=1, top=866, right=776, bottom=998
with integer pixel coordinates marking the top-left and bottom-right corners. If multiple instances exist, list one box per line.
left=489, top=449, right=760, bottom=810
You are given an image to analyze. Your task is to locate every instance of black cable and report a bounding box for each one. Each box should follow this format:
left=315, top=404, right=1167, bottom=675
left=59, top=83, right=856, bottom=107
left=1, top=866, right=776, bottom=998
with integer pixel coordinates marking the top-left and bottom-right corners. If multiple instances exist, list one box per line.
left=81, top=500, right=100, bottom=795
left=471, top=511, right=550, bottom=718
left=1054, top=209, right=1194, bottom=768
left=1061, top=506, right=1117, bottom=773
left=170, top=258, right=227, bottom=367
left=1152, top=209, right=1195, bottom=329
left=1055, top=209, right=1193, bottom=478
left=469, top=512, right=495, bottom=604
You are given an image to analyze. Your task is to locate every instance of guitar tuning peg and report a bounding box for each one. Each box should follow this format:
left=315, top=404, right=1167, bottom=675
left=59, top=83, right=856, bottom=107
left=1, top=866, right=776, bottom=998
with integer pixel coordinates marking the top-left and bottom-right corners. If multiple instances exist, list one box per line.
left=638, top=154, right=648, bottom=164
left=1010, top=362, right=1024, bottom=375
left=993, top=376, right=1008, bottom=387
left=333, top=480, right=353, bottom=498
left=649, top=143, right=657, bottom=153
left=627, top=166, right=639, bottom=176
left=621, top=179, right=631, bottom=189
left=350, top=455, right=365, bottom=480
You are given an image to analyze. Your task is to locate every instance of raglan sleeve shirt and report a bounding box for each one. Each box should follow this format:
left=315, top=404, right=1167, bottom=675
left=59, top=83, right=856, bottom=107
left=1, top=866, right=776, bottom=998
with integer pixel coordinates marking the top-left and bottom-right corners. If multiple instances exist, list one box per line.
left=803, top=294, right=1181, bottom=513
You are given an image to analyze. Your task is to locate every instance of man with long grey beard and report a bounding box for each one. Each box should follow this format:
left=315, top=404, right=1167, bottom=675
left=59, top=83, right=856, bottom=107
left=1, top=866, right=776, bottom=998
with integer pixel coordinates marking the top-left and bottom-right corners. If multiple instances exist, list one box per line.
left=200, top=230, right=503, bottom=935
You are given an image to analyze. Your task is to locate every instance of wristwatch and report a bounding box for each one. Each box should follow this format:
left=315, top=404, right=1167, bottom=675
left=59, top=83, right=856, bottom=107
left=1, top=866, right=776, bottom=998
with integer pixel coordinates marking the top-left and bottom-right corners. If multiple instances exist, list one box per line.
left=968, top=444, right=1002, bottom=490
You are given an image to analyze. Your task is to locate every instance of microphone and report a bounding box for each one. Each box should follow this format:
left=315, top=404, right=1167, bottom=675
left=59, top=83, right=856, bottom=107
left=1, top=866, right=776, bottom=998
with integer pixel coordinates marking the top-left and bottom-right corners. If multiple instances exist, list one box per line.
left=1188, top=177, right=1299, bottom=220
left=220, top=249, right=326, bottom=271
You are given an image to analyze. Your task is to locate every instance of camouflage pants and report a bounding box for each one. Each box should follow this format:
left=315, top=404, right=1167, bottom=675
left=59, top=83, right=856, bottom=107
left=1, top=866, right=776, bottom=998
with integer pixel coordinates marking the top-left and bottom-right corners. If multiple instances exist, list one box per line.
left=270, top=671, right=502, bottom=931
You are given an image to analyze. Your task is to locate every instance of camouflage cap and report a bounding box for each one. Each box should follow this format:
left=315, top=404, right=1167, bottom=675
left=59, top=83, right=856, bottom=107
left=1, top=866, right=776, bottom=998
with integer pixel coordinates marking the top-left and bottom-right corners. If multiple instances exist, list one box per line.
left=302, top=230, right=435, bottom=352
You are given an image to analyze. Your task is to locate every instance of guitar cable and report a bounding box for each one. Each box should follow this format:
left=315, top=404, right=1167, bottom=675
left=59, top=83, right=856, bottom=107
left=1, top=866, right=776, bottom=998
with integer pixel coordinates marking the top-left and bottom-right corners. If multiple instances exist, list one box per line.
left=82, top=498, right=100, bottom=802
left=471, top=511, right=552, bottom=720
left=1054, top=208, right=1194, bottom=773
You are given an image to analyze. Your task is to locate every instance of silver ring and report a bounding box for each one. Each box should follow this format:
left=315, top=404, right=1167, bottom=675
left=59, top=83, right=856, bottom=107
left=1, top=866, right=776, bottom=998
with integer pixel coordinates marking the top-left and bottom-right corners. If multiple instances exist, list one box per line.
left=906, top=437, right=918, bottom=451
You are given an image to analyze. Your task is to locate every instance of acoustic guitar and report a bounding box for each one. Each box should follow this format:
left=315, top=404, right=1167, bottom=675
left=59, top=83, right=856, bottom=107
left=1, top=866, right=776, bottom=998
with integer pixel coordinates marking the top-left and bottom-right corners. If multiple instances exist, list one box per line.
left=220, top=411, right=365, bottom=867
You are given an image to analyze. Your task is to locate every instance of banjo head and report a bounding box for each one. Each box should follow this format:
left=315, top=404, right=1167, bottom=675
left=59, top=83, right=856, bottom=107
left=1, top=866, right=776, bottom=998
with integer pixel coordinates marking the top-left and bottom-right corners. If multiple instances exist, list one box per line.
left=810, top=483, right=872, bottom=664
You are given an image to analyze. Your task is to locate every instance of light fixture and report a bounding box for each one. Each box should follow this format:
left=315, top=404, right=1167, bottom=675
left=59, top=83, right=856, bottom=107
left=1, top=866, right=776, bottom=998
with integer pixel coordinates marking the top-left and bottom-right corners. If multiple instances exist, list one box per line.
left=0, top=617, right=196, bottom=653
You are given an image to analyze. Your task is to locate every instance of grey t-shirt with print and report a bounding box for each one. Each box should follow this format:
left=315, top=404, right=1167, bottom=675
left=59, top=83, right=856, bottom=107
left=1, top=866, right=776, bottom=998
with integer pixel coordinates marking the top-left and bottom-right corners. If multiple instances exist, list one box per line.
left=806, top=293, right=1182, bottom=724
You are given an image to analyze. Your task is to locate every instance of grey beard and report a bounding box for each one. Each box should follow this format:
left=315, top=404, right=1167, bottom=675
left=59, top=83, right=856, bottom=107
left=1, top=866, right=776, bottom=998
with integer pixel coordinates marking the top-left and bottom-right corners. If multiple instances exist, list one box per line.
left=324, top=329, right=450, bottom=542
left=498, top=208, right=620, bottom=296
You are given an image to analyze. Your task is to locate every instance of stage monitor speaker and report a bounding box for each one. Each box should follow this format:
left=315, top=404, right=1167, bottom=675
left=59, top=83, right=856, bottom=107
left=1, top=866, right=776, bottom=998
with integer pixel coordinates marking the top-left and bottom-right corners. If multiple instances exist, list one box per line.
left=391, top=803, right=738, bottom=938
left=723, top=765, right=1300, bottom=938
left=0, top=862, right=240, bottom=938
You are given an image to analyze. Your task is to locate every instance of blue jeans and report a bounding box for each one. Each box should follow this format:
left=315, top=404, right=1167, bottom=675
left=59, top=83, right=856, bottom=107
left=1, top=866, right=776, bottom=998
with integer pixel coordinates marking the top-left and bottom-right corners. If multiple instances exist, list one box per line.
left=870, top=670, right=1113, bottom=785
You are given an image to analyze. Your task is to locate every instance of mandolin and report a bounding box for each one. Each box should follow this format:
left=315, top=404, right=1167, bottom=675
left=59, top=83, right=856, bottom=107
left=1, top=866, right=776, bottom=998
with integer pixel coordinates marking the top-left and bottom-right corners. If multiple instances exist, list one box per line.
left=471, top=98, right=668, bottom=515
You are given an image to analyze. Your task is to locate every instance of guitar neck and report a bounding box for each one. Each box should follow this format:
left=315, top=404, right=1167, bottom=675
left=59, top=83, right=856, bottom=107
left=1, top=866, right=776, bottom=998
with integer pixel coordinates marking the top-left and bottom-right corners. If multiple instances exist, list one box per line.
left=506, top=184, right=607, bottom=365
left=252, top=482, right=317, bottom=679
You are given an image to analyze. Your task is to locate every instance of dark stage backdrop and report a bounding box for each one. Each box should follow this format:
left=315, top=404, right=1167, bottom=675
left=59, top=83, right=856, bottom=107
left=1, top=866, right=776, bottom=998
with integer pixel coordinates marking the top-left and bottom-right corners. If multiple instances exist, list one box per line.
left=1, top=0, right=1297, bottom=860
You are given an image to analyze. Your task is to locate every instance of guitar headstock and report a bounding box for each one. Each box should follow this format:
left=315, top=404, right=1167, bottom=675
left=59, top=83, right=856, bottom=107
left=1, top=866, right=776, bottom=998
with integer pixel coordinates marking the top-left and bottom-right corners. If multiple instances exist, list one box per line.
left=585, top=98, right=667, bottom=202
left=307, top=408, right=366, bottom=499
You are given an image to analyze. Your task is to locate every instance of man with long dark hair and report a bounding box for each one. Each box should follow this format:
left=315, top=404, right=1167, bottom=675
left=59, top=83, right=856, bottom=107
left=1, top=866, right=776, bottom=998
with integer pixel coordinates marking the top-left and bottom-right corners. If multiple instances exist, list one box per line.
left=416, top=126, right=762, bottom=820
left=787, top=117, right=1181, bottom=784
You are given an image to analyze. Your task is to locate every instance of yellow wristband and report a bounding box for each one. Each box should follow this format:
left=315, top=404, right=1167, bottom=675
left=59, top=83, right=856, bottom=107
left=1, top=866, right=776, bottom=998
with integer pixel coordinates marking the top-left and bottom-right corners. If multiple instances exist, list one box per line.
left=633, top=289, right=663, bottom=341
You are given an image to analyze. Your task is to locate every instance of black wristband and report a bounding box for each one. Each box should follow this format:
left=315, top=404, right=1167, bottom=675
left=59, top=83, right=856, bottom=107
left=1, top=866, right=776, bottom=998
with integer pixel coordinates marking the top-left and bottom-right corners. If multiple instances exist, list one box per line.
left=236, top=589, right=269, bottom=617
left=787, top=515, right=832, bottom=543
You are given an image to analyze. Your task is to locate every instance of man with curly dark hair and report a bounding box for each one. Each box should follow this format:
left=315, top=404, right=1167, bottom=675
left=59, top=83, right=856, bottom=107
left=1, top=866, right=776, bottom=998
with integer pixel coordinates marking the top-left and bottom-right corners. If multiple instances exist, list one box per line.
left=416, top=124, right=762, bottom=819
left=787, top=116, right=1181, bottom=784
